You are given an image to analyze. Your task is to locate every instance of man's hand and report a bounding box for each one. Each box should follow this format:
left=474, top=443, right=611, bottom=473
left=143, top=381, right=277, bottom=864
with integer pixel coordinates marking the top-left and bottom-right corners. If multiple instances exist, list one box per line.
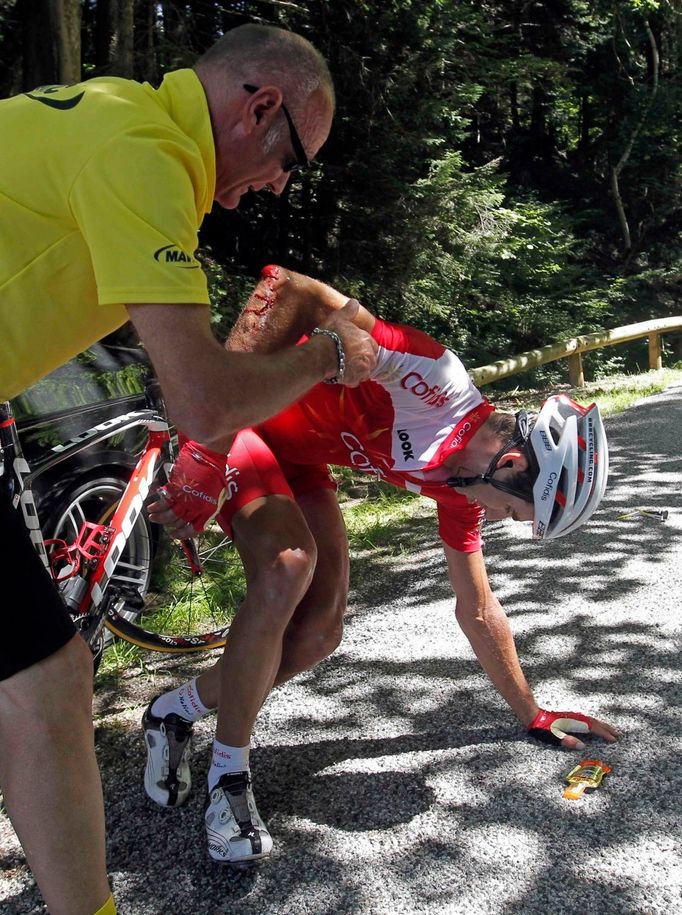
left=317, top=299, right=378, bottom=387
left=148, top=440, right=227, bottom=537
left=528, top=708, right=620, bottom=750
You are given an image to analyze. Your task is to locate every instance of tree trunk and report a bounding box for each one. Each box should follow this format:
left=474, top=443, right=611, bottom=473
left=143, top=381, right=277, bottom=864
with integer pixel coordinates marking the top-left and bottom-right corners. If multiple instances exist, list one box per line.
left=20, top=0, right=81, bottom=88
left=94, top=0, right=114, bottom=74
left=134, top=0, right=158, bottom=83
left=610, top=16, right=660, bottom=255
left=94, top=0, right=135, bottom=77
left=53, top=0, right=81, bottom=83
left=112, top=0, right=134, bottom=77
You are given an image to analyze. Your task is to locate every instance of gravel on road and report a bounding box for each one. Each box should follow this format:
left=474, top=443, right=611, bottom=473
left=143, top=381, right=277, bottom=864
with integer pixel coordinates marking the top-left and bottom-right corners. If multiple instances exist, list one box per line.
left=2, top=384, right=681, bottom=915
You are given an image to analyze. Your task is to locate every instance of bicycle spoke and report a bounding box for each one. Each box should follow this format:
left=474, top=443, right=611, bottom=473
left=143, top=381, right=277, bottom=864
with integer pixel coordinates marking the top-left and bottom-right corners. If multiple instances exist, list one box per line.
left=135, top=531, right=241, bottom=643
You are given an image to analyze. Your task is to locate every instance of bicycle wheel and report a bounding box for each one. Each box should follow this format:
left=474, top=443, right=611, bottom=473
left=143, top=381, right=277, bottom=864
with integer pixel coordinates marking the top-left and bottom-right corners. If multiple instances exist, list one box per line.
left=45, top=475, right=155, bottom=650
left=104, top=525, right=241, bottom=652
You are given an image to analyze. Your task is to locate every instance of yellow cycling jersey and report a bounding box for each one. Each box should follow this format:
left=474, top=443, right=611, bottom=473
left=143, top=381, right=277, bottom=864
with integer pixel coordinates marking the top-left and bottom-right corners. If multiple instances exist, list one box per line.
left=0, top=68, right=216, bottom=400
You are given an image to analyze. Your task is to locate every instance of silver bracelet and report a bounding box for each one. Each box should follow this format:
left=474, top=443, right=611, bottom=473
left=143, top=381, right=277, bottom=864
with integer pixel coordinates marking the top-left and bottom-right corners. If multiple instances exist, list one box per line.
left=310, top=327, right=346, bottom=384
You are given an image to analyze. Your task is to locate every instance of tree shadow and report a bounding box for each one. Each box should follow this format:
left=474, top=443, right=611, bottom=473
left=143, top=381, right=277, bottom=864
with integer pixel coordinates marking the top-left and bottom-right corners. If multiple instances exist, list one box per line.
left=3, top=392, right=679, bottom=914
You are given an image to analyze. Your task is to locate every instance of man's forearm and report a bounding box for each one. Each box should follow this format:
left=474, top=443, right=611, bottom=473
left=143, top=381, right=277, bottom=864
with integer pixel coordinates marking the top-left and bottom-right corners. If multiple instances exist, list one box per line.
left=227, top=265, right=373, bottom=354
left=179, top=337, right=343, bottom=450
left=456, top=599, right=540, bottom=727
left=128, top=301, right=342, bottom=451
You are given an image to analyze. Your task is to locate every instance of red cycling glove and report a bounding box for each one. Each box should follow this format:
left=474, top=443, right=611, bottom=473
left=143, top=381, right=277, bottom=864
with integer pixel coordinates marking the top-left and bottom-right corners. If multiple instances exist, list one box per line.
left=528, top=708, right=592, bottom=747
left=161, top=440, right=227, bottom=534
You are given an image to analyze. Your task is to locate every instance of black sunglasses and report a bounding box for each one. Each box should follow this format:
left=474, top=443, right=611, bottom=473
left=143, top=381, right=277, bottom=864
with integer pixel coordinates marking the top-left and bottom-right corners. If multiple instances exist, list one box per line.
left=243, top=84, right=309, bottom=173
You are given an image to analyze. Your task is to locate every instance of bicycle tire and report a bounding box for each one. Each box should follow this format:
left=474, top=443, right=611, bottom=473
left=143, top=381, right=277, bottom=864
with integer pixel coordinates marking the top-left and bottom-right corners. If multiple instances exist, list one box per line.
left=45, top=477, right=237, bottom=655
left=103, top=528, right=240, bottom=653
left=44, top=474, right=155, bottom=652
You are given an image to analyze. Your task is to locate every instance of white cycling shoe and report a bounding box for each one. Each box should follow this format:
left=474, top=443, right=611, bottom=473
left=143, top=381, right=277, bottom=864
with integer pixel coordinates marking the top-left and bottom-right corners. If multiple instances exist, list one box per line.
left=205, top=771, right=273, bottom=866
left=142, top=697, right=193, bottom=807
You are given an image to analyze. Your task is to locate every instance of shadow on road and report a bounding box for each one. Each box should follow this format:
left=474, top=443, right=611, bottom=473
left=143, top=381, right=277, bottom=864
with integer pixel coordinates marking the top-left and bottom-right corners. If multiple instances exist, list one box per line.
left=2, top=392, right=680, bottom=915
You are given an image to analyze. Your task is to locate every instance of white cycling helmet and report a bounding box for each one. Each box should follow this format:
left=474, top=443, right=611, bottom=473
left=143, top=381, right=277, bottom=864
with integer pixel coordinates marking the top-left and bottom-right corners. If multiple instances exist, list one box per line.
left=528, top=394, right=609, bottom=539
left=447, top=394, right=609, bottom=540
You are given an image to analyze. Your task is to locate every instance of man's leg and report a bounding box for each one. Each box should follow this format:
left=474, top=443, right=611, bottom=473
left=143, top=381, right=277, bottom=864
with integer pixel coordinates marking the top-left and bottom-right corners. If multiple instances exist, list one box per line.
left=152, top=492, right=317, bottom=865
left=194, top=487, right=349, bottom=704
left=0, top=635, right=112, bottom=915
left=275, top=487, right=350, bottom=684
left=205, top=494, right=317, bottom=864
left=190, top=489, right=348, bottom=864
left=212, top=493, right=317, bottom=745
left=0, top=485, right=113, bottom=915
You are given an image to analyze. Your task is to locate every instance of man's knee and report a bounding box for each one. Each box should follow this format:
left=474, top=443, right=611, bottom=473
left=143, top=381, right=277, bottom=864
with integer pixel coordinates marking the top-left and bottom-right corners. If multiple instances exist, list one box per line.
left=248, top=539, right=317, bottom=619
left=0, top=635, right=94, bottom=725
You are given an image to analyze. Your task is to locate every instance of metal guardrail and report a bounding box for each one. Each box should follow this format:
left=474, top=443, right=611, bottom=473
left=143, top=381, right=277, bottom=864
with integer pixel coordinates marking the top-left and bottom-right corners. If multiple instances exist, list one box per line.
left=469, top=317, right=682, bottom=388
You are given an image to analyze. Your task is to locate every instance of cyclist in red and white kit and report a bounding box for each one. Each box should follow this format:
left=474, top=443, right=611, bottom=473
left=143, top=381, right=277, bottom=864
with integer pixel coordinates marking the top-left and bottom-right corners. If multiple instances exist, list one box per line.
left=145, top=266, right=619, bottom=867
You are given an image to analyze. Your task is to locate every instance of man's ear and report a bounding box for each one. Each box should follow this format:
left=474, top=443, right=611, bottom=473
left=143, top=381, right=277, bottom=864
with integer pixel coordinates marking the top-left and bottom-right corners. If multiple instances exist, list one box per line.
left=496, top=449, right=529, bottom=472
left=243, top=86, right=283, bottom=135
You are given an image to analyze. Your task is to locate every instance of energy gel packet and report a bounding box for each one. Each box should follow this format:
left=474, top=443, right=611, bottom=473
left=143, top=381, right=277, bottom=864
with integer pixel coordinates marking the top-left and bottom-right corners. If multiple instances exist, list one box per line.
left=563, top=759, right=611, bottom=800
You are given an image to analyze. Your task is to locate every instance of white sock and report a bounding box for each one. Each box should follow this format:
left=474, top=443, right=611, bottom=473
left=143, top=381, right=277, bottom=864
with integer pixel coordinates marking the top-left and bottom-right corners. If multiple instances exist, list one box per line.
left=150, top=678, right=212, bottom=723
left=208, top=739, right=251, bottom=791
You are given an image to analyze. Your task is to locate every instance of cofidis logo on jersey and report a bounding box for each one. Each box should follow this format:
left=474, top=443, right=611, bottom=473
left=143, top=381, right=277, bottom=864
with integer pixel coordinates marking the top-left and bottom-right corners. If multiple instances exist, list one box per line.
left=400, top=371, right=450, bottom=408
left=154, top=245, right=200, bottom=269
left=340, top=432, right=386, bottom=480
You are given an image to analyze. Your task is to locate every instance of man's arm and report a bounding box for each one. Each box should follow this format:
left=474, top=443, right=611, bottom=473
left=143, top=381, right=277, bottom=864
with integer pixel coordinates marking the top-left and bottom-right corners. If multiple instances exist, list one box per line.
left=128, top=298, right=376, bottom=452
left=226, top=264, right=376, bottom=355
left=445, top=545, right=540, bottom=726
left=444, top=544, right=619, bottom=747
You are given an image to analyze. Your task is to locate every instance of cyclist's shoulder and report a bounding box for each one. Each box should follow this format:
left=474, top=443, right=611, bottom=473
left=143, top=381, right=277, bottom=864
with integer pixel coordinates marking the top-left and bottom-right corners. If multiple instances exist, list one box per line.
left=372, top=318, right=446, bottom=361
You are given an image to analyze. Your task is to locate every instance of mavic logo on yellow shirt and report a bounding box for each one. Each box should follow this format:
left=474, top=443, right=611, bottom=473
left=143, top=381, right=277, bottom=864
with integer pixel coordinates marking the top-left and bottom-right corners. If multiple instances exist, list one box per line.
left=25, top=86, right=85, bottom=110
left=154, top=245, right=199, bottom=269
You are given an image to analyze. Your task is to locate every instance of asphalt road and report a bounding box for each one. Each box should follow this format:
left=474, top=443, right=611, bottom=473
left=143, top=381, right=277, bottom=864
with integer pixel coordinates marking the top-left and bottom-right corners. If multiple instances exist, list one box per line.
left=2, top=384, right=681, bottom=915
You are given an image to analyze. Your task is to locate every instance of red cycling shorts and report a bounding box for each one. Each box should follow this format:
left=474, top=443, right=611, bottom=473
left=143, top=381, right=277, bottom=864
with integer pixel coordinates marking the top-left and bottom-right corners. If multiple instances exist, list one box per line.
left=215, top=428, right=336, bottom=537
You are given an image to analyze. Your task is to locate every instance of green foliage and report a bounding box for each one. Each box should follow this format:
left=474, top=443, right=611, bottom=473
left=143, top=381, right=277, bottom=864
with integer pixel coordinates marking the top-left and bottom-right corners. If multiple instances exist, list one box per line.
left=2, top=0, right=681, bottom=375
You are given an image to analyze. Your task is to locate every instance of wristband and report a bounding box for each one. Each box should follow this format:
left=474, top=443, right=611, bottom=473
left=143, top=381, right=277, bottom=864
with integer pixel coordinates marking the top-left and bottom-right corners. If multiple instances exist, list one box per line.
left=310, top=327, right=346, bottom=384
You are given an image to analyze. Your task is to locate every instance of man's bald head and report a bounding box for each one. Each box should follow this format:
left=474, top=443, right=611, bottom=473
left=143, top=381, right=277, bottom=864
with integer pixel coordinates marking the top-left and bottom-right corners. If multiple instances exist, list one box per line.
left=195, top=23, right=335, bottom=116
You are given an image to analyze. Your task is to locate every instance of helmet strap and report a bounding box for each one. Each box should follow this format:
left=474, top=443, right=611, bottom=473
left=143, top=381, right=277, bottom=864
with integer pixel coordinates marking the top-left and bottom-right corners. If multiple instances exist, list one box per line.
left=447, top=410, right=534, bottom=503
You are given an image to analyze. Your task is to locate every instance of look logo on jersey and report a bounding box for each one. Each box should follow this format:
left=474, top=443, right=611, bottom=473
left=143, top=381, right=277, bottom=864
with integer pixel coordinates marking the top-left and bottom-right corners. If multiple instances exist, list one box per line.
left=389, top=402, right=496, bottom=473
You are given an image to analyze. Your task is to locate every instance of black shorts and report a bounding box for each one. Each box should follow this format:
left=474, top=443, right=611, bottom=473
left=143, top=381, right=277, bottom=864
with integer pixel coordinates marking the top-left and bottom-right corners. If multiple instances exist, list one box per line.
left=0, top=485, right=76, bottom=680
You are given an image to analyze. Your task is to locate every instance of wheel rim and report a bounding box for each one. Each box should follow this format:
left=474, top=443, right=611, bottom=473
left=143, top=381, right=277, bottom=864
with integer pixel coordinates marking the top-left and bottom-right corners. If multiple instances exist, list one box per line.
left=49, top=480, right=153, bottom=613
left=105, top=527, right=241, bottom=652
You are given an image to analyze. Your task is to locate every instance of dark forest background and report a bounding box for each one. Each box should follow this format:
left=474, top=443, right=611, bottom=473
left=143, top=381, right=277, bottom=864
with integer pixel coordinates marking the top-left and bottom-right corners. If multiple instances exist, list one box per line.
left=2, top=0, right=681, bottom=378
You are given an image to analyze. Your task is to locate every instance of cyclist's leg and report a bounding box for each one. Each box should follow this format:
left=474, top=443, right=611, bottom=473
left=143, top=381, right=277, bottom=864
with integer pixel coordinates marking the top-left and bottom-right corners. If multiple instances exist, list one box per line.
left=193, top=462, right=347, bottom=705
left=211, top=491, right=318, bottom=747
left=193, top=486, right=348, bottom=708
left=176, top=429, right=316, bottom=744
left=275, top=486, right=350, bottom=684
left=189, top=489, right=317, bottom=864
left=0, top=489, right=112, bottom=915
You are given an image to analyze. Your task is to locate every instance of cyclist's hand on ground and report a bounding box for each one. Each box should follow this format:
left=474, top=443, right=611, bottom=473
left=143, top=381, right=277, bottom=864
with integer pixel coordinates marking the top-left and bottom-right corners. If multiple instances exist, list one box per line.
left=318, top=299, right=378, bottom=387
left=149, top=440, right=227, bottom=537
left=528, top=708, right=620, bottom=750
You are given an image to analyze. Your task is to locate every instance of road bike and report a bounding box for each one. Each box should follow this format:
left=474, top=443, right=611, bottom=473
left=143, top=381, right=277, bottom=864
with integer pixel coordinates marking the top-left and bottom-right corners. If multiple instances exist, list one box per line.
left=1, top=384, right=236, bottom=668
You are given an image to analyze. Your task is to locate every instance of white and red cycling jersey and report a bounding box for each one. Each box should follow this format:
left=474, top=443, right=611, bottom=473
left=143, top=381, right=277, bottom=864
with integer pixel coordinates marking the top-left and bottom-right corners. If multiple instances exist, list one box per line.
left=217, top=318, right=494, bottom=553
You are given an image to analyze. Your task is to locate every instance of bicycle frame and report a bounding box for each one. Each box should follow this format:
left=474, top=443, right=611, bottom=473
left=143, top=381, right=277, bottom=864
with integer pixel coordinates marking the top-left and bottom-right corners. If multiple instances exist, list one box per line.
left=1, top=401, right=171, bottom=649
